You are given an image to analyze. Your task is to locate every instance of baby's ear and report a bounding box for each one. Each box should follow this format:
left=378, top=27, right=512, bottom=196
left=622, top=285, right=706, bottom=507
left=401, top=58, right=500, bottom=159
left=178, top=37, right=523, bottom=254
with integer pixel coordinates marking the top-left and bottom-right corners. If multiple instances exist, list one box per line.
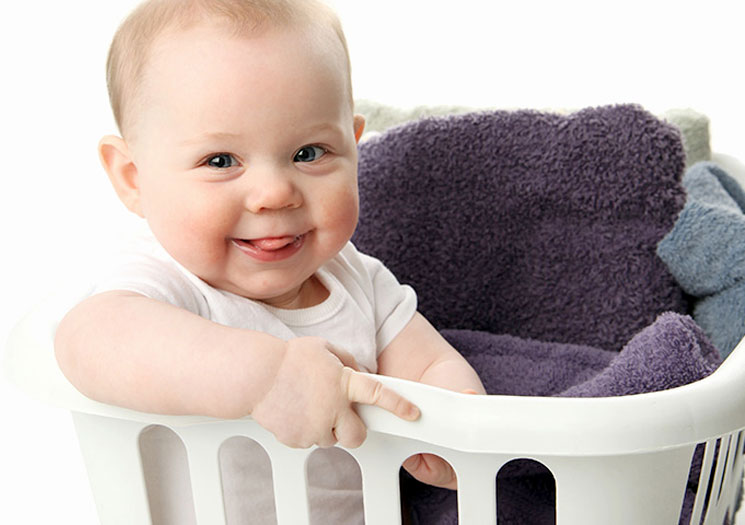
left=98, top=135, right=144, bottom=217
left=353, top=114, right=366, bottom=144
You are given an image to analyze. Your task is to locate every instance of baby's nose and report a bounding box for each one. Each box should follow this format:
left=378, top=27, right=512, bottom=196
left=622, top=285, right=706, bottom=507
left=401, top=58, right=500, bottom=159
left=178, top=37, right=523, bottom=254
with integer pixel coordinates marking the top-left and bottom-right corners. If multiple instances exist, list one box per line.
left=244, top=169, right=302, bottom=213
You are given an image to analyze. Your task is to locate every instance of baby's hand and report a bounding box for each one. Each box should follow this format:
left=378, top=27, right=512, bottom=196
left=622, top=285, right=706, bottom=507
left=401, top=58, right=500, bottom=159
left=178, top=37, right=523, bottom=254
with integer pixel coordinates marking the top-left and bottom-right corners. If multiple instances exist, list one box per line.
left=251, top=336, right=420, bottom=449
left=402, top=453, right=458, bottom=490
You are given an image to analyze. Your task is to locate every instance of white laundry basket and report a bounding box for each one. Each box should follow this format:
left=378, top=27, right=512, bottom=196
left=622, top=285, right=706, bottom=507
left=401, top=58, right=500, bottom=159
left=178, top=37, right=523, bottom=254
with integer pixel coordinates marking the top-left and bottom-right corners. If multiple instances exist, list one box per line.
left=5, top=153, right=745, bottom=525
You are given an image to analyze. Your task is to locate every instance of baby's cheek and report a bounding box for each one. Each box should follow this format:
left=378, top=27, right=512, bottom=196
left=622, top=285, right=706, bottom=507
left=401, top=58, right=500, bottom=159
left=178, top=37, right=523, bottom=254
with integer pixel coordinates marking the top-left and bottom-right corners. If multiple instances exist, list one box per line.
left=159, top=212, right=225, bottom=264
left=328, top=186, right=359, bottom=229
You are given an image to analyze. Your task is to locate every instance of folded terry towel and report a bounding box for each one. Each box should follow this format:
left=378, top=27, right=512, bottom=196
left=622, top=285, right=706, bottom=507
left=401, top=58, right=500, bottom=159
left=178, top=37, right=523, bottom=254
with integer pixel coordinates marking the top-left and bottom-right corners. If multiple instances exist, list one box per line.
left=438, top=331, right=615, bottom=397
left=354, top=104, right=687, bottom=351
left=441, top=312, right=719, bottom=399
left=402, top=313, right=720, bottom=525
left=657, top=161, right=745, bottom=357
left=558, top=312, right=720, bottom=397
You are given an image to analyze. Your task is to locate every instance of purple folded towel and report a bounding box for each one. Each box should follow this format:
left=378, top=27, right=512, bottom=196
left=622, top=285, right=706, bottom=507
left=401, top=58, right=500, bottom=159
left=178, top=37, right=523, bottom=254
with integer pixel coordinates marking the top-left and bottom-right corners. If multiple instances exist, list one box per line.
left=354, top=104, right=687, bottom=351
left=441, top=312, right=718, bottom=398
left=402, top=313, right=721, bottom=524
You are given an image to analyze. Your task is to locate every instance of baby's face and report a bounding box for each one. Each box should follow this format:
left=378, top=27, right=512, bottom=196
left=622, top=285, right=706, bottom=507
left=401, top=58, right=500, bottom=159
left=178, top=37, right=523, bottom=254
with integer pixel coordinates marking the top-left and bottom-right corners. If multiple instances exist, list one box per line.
left=126, top=23, right=361, bottom=306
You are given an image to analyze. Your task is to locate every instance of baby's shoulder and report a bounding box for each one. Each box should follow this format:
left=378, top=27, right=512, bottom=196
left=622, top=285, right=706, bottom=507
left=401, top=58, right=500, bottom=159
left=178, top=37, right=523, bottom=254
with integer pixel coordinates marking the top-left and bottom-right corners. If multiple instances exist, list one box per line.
left=326, top=242, right=379, bottom=287
left=93, top=233, right=208, bottom=316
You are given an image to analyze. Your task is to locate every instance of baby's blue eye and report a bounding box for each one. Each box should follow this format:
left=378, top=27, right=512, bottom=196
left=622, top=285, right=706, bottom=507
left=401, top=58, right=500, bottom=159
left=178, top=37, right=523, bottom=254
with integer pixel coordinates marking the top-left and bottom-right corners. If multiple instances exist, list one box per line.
left=294, top=145, right=326, bottom=163
left=206, top=153, right=237, bottom=169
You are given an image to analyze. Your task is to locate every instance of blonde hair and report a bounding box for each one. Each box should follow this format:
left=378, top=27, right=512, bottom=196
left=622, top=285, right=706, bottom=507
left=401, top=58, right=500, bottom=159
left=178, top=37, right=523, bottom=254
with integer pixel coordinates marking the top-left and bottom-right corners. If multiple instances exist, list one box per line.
left=106, top=0, right=352, bottom=138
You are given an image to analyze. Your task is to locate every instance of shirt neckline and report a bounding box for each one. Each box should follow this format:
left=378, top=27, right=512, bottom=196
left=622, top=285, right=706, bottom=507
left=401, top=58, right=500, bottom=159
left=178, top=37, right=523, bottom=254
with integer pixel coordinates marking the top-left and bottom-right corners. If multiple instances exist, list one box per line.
left=257, top=269, right=345, bottom=327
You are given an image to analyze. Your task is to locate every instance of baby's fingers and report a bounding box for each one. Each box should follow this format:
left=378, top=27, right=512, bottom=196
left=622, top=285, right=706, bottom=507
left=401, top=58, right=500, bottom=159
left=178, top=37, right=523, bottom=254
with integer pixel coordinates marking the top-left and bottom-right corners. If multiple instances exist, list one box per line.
left=344, top=369, right=420, bottom=421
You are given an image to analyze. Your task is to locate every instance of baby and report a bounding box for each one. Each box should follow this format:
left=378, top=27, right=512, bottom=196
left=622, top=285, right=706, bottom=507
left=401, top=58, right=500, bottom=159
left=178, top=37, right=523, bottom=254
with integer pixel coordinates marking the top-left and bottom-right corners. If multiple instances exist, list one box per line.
left=54, top=0, right=485, bottom=522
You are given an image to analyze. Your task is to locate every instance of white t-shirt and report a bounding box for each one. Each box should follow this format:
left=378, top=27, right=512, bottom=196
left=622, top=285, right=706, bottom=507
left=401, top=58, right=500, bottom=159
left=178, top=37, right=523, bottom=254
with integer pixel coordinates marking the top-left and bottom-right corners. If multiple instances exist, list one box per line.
left=93, top=234, right=417, bottom=524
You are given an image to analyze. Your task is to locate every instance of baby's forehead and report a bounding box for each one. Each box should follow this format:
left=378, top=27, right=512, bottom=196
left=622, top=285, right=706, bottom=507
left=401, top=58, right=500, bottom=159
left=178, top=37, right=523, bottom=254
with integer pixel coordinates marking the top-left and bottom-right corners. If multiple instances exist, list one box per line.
left=130, top=22, right=352, bottom=137
left=146, top=19, right=348, bottom=82
left=144, top=20, right=350, bottom=95
left=118, top=12, right=352, bottom=140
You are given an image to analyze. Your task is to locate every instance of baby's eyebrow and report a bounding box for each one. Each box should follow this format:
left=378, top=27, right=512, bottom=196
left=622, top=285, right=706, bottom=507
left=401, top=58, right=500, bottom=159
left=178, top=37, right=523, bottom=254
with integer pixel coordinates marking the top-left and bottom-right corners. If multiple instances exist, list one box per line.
left=180, top=131, right=242, bottom=146
left=303, top=123, right=344, bottom=136
left=178, top=124, right=345, bottom=148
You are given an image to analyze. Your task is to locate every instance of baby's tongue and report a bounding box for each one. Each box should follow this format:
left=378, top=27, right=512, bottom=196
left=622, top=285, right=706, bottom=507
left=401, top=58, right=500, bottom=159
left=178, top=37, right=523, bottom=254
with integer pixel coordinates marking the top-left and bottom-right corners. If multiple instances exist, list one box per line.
left=250, top=236, right=294, bottom=251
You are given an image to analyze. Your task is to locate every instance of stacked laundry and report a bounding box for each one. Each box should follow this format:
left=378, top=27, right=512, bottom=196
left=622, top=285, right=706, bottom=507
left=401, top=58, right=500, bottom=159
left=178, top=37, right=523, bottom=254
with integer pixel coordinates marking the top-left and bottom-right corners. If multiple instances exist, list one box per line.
left=353, top=104, right=740, bottom=524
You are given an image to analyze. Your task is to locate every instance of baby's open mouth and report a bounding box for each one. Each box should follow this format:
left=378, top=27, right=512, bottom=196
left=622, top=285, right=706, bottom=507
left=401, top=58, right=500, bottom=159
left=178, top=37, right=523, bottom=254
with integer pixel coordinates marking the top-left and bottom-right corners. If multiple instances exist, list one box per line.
left=231, top=234, right=306, bottom=262
left=235, top=235, right=303, bottom=251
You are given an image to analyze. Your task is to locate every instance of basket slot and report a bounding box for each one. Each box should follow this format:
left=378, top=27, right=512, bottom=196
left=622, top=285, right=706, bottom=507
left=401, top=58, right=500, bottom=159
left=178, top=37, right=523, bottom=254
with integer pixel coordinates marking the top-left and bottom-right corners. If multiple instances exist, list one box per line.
left=494, top=458, right=554, bottom=525
left=218, top=436, right=278, bottom=524
left=139, top=425, right=199, bottom=525
left=306, top=448, right=365, bottom=524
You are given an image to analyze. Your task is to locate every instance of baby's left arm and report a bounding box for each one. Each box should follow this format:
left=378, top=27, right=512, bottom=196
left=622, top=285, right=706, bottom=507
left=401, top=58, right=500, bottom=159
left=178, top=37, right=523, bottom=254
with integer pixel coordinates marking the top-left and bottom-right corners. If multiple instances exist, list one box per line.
left=376, top=312, right=486, bottom=490
left=377, top=312, right=486, bottom=396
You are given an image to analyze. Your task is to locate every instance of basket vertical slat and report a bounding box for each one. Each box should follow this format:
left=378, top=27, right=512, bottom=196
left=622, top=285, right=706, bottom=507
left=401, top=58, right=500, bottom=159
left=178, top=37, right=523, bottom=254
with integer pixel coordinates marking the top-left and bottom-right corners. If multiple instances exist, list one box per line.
left=729, top=432, right=745, bottom=521
left=262, top=443, right=312, bottom=525
left=691, top=438, right=719, bottom=524
left=730, top=432, right=745, bottom=518
left=710, top=435, right=731, bottom=524
left=71, top=412, right=153, bottom=525
left=707, top=434, right=732, bottom=524
left=178, top=426, right=228, bottom=525
left=454, top=454, right=498, bottom=525
left=353, top=432, right=407, bottom=525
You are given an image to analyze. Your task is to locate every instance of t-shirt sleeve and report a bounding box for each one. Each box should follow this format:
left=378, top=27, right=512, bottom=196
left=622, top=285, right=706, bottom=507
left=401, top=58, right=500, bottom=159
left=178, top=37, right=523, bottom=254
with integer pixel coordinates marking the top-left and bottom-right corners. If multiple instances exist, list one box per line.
left=92, top=246, right=208, bottom=318
left=342, top=244, right=417, bottom=352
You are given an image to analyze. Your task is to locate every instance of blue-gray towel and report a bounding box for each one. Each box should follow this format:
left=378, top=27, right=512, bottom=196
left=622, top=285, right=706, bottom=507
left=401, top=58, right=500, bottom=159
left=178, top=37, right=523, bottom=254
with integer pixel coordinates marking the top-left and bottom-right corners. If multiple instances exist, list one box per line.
left=657, top=161, right=745, bottom=357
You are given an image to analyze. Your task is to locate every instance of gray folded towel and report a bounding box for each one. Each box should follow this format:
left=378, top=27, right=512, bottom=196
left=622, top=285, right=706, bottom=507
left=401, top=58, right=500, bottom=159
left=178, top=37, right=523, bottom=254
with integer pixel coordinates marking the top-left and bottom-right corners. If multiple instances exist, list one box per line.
left=658, top=161, right=745, bottom=357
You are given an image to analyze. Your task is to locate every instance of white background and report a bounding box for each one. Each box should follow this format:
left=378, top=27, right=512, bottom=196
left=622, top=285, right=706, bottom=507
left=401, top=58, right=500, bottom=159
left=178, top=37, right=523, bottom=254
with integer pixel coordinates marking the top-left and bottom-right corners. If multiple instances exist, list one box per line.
left=1, top=1, right=742, bottom=522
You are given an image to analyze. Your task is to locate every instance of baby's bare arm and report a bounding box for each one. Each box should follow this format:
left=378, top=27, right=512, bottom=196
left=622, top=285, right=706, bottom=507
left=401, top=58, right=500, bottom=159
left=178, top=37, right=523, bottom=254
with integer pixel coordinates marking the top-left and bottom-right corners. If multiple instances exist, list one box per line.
left=54, top=291, right=419, bottom=447
left=377, top=312, right=486, bottom=394
left=54, top=290, right=284, bottom=418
